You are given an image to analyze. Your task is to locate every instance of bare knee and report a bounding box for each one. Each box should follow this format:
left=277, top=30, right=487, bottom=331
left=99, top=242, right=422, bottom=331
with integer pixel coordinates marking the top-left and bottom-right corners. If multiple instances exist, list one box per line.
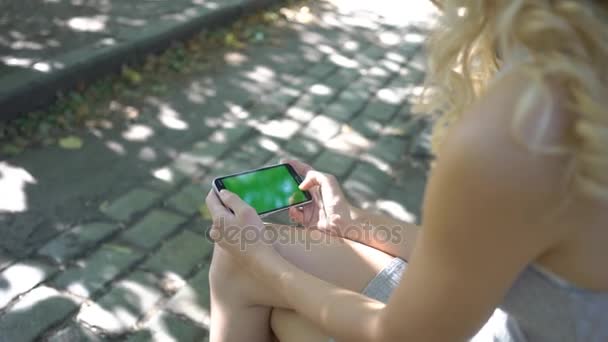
left=209, top=247, right=246, bottom=299
left=209, top=246, right=281, bottom=307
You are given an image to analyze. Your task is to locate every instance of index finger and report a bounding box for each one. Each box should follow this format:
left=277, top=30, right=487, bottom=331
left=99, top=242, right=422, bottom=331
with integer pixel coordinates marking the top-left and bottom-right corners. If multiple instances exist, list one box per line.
left=282, top=159, right=313, bottom=176
left=205, top=190, right=231, bottom=217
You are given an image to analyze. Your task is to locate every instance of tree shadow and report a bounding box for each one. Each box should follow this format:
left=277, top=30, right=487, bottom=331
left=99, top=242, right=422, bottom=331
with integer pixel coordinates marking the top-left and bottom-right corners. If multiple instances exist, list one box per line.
left=0, top=0, right=231, bottom=76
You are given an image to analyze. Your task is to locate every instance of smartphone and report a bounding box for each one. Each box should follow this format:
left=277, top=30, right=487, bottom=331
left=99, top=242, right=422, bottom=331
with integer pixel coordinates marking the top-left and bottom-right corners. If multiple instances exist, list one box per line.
left=212, top=163, right=312, bottom=217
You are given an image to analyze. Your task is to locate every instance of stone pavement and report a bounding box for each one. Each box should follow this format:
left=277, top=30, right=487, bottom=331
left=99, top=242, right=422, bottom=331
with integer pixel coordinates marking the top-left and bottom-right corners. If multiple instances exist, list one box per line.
left=0, top=0, right=438, bottom=340
left=0, top=0, right=286, bottom=120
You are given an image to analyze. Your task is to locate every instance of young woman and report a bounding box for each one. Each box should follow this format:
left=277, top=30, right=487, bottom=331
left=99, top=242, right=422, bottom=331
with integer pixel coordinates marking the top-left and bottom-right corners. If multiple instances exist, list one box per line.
left=205, top=0, right=608, bottom=340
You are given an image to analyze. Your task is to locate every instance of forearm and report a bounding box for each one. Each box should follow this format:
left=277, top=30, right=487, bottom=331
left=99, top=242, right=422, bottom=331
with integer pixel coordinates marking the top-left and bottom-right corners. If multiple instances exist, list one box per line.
left=269, top=254, right=387, bottom=341
left=342, top=207, right=420, bottom=260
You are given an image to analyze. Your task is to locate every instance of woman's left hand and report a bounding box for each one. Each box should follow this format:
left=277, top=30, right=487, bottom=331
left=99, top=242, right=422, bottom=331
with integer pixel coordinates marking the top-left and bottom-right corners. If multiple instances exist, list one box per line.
left=205, top=189, right=279, bottom=270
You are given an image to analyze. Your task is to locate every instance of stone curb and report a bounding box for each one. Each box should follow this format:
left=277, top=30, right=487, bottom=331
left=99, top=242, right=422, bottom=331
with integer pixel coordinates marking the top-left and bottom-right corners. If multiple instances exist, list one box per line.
left=0, top=0, right=284, bottom=121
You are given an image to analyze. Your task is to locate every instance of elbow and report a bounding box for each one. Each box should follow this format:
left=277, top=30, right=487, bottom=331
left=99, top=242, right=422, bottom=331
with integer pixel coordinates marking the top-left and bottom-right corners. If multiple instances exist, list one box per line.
left=373, top=310, right=416, bottom=342
left=371, top=309, right=401, bottom=342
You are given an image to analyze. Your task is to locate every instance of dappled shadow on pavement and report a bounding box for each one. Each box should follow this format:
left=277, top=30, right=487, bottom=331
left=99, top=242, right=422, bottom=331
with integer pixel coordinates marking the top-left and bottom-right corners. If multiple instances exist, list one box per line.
left=0, top=0, right=438, bottom=340
left=0, top=0, right=229, bottom=77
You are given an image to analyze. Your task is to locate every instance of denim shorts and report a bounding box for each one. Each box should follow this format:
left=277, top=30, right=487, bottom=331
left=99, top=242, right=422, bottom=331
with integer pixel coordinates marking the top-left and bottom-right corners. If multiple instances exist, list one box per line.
left=328, top=258, right=407, bottom=341
left=360, top=257, right=407, bottom=303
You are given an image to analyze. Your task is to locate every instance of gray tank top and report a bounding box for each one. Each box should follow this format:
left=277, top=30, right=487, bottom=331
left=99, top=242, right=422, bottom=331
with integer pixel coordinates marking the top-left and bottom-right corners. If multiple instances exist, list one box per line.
left=473, top=264, right=608, bottom=341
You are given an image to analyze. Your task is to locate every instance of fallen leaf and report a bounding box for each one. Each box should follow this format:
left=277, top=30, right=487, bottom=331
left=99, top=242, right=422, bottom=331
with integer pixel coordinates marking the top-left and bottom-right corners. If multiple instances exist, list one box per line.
left=121, top=66, right=142, bottom=85
left=2, top=144, right=23, bottom=156
left=124, top=106, right=139, bottom=120
left=59, top=136, right=83, bottom=149
left=99, top=200, right=109, bottom=211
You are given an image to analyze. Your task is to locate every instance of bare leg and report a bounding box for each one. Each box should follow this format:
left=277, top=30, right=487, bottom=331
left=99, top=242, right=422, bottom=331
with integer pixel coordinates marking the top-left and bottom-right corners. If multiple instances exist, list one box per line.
left=209, top=225, right=394, bottom=342
left=271, top=308, right=329, bottom=342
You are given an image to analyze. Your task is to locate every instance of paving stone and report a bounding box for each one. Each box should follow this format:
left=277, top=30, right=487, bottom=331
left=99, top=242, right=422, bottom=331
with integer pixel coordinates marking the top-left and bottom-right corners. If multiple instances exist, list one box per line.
left=302, top=115, right=342, bottom=141
left=410, top=124, right=434, bottom=159
left=166, top=184, right=207, bottom=216
left=325, top=100, right=363, bottom=122
left=53, top=244, right=142, bottom=298
left=379, top=58, right=402, bottom=73
left=344, top=82, right=371, bottom=97
left=359, top=66, right=393, bottom=89
left=306, top=62, right=337, bottom=79
left=206, top=158, right=253, bottom=180
left=141, top=230, right=212, bottom=277
left=184, top=216, right=212, bottom=236
left=77, top=272, right=163, bottom=335
left=233, top=137, right=276, bottom=167
left=101, top=189, right=162, bottom=222
left=168, top=156, right=205, bottom=184
left=247, top=102, right=283, bottom=121
left=264, top=86, right=301, bottom=109
left=350, top=51, right=377, bottom=68
left=398, top=40, right=423, bottom=57
left=385, top=164, right=428, bottom=223
left=126, top=311, right=207, bottom=342
left=120, top=210, right=187, bottom=250
left=336, top=86, right=370, bottom=109
left=360, top=100, right=400, bottom=122
left=291, top=94, right=322, bottom=116
left=178, top=140, right=232, bottom=168
left=407, top=50, right=427, bottom=72
left=383, top=116, right=422, bottom=139
left=0, top=260, right=55, bottom=310
left=350, top=162, right=393, bottom=188
left=146, top=165, right=188, bottom=193
left=368, top=136, right=408, bottom=164
left=349, top=115, right=383, bottom=139
left=209, top=125, right=253, bottom=145
left=285, top=135, right=323, bottom=158
left=343, top=178, right=381, bottom=207
left=166, top=265, right=211, bottom=326
left=306, top=82, right=337, bottom=107
left=363, top=45, right=387, bottom=59
left=313, top=150, right=357, bottom=179
left=349, top=80, right=377, bottom=96
left=279, top=73, right=316, bottom=91
left=0, top=286, right=81, bottom=342
left=384, top=50, right=408, bottom=65
left=324, top=68, right=359, bottom=91
left=39, top=223, right=120, bottom=263
left=286, top=106, right=316, bottom=123
left=0, top=248, right=14, bottom=270
left=45, top=322, right=105, bottom=342
left=403, top=66, right=426, bottom=84
left=323, top=129, right=372, bottom=155
left=376, top=84, right=409, bottom=106
left=344, top=162, right=393, bottom=204
left=253, top=118, right=301, bottom=140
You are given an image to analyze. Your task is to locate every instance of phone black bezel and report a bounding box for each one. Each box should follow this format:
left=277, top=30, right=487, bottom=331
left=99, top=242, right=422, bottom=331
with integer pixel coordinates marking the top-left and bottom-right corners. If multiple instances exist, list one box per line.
left=213, top=163, right=312, bottom=216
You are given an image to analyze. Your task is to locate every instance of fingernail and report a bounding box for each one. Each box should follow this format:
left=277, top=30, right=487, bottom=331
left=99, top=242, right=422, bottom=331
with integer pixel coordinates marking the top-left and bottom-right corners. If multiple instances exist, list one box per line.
left=209, top=227, right=221, bottom=242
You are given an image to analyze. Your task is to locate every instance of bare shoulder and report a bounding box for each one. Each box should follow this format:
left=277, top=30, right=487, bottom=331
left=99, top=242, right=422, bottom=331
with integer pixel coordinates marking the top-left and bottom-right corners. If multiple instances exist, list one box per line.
left=425, top=69, right=575, bottom=247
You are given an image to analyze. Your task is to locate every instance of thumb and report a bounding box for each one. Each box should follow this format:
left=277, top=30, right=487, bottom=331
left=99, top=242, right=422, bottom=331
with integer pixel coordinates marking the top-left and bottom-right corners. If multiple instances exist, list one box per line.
left=299, top=170, right=324, bottom=190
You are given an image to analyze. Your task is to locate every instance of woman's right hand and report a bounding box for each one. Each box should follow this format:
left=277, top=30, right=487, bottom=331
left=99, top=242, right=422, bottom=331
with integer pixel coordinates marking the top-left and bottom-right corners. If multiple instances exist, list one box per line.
left=284, top=159, right=354, bottom=235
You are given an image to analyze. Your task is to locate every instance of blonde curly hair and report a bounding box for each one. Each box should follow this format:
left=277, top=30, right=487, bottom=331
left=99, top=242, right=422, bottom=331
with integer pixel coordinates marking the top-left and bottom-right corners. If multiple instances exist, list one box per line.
left=419, top=0, right=608, bottom=200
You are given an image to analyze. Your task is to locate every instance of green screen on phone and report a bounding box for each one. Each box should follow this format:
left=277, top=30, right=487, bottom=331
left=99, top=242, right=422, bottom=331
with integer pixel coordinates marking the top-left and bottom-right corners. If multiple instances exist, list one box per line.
left=218, top=165, right=311, bottom=215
